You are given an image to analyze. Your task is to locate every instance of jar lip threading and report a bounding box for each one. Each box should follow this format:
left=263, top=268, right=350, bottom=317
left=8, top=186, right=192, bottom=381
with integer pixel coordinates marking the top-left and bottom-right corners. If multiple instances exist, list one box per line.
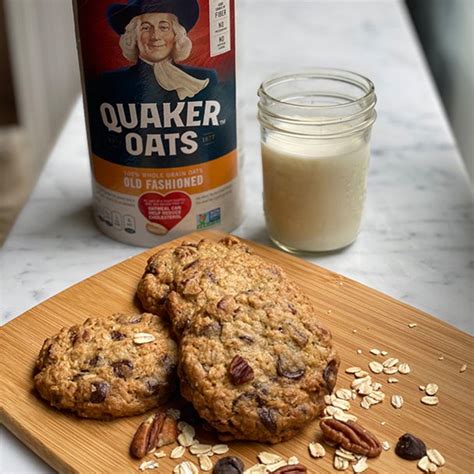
left=258, top=69, right=376, bottom=111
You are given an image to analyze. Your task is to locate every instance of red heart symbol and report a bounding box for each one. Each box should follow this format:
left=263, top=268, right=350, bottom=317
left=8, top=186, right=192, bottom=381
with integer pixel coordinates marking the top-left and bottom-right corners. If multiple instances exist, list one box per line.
left=138, top=192, right=192, bottom=231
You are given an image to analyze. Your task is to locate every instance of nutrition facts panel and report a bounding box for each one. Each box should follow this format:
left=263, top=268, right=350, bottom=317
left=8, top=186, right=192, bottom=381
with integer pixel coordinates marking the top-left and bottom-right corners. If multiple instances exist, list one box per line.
left=209, top=0, right=231, bottom=57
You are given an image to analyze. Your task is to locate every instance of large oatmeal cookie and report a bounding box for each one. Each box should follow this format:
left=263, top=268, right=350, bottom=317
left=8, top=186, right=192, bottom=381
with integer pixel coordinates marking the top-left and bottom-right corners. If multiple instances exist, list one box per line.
left=138, top=237, right=339, bottom=442
left=178, top=288, right=339, bottom=443
left=34, top=313, right=178, bottom=419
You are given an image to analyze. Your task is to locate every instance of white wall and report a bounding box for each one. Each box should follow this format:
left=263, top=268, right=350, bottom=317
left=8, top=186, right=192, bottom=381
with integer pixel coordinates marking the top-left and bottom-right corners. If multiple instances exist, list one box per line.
left=4, top=0, right=80, bottom=174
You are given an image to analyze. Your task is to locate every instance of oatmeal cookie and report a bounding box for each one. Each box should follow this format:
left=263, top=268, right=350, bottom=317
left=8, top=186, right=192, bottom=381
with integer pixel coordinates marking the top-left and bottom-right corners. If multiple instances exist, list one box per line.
left=138, top=237, right=339, bottom=442
left=34, top=313, right=177, bottom=419
left=137, top=237, right=289, bottom=334
left=178, top=288, right=339, bottom=443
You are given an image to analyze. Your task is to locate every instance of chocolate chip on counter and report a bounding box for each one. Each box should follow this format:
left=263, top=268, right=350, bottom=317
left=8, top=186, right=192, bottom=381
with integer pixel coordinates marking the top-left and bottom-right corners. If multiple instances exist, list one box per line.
left=276, top=355, right=306, bottom=380
left=90, top=381, right=109, bottom=403
left=213, top=456, right=244, bottom=474
left=110, top=330, right=125, bottom=341
left=228, top=355, right=254, bottom=385
left=395, top=433, right=427, bottom=460
left=323, top=359, right=339, bottom=393
left=111, top=359, right=134, bottom=378
left=258, top=406, right=277, bottom=432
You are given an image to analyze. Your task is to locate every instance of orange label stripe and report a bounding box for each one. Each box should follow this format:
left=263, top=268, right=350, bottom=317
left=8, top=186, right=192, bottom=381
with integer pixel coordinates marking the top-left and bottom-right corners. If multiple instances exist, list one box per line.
left=91, top=150, right=238, bottom=196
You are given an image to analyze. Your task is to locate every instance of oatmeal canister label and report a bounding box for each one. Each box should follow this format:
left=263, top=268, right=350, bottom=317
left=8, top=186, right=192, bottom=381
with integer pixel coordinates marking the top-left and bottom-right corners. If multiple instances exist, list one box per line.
left=73, top=0, right=241, bottom=246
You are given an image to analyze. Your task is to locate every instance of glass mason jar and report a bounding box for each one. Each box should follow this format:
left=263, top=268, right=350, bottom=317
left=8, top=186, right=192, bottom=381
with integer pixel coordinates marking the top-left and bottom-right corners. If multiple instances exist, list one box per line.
left=257, top=69, right=377, bottom=253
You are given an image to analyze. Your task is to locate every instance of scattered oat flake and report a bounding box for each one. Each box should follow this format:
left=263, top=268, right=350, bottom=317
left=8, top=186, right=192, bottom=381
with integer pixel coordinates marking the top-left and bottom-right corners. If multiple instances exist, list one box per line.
left=154, top=451, right=166, bottom=459
left=398, top=363, right=411, bottom=374
left=417, top=456, right=438, bottom=473
left=198, top=455, right=213, bottom=472
left=383, top=366, right=399, bottom=375
left=360, top=397, right=373, bottom=410
left=369, top=361, right=384, bottom=374
left=408, top=323, right=417, bottom=328
left=211, top=444, right=229, bottom=455
left=372, top=382, right=382, bottom=391
left=425, top=383, right=439, bottom=396
left=357, top=349, right=363, bottom=354
left=380, top=350, right=388, bottom=356
left=355, top=370, right=369, bottom=378
left=324, top=406, right=343, bottom=417
left=288, top=456, right=299, bottom=465
left=438, top=356, right=444, bottom=361
left=382, top=441, right=391, bottom=451
left=334, top=411, right=358, bottom=423
left=419, top=384, right=426, bottom=391
left=335, top=448, right=357, bottom=461
left=334, top=455, right=350, bottom=471
left=381, top=421, right=387, bottom=425
left=327, top=309, right=332, bottom=314
left=336, top=388, right=353, bottom=400
left=352, top=375, right=372, bottom=389
left=357, top=381, right=372, bottom=396
left=370, top=348, right=381, bottom=355
left=346, top=366, right=362, bottom=374
left=383, top=357, right=399, bottom=368
left=387, top=377, right=399, bottom=383
left=427, top=449, right=445, bottom=467
left=190, top=443, right=212, bottom=455
left=177, top=432, right=194, bottom=447
left=332, top=398, right=351, bottom=410
left=258, top=452, right=283, bottom=465
left=173, top=461, right=199, bottom=474
left=460, top=363, right=467, bottom=372
left=309, top=442, right=326, bottom=458
left=391, top=394, right=404, bottom=409
left=133, top=333, right=156, bottom=344
left=139, top=460, right=159, bottom=471
left=353, top=456, right=369, bottom=473
left=421, top=396, right=439, bottom=406
left=324, top=394, right=336, bottom=404
left=170, top=446, right=186, bottom=459
left=352, top=329, right=357, bottom=333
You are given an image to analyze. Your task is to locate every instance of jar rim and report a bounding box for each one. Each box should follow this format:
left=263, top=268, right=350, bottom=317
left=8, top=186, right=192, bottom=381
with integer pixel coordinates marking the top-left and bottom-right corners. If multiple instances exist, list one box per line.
left=258, top=69, right=375, bottom=111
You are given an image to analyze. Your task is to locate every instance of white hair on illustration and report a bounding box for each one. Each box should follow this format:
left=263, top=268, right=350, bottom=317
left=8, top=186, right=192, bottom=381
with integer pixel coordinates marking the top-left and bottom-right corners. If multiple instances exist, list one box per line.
left=119, top=14, right=192, bottom=63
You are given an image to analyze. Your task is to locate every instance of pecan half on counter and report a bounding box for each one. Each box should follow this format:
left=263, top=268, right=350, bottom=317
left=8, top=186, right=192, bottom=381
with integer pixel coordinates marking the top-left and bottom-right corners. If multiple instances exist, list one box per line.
left=320, top=418, right=382, bottom=458
left=130, top=411, right=178, bottom=459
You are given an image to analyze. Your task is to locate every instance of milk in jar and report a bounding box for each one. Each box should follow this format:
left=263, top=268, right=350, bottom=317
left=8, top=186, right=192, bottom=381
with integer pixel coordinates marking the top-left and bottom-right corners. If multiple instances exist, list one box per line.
left=258, top=70, right=377, bottom=252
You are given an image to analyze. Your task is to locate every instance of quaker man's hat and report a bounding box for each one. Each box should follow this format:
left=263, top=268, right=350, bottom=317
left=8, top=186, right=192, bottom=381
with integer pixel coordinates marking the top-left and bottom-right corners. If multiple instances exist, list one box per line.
left=107, top=0, right=200, bottom=35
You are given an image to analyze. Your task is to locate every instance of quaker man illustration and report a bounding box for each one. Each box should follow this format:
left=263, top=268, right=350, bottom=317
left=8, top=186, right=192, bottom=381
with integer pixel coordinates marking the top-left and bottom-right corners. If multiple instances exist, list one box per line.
left=105, top=0, right=216, bottom=101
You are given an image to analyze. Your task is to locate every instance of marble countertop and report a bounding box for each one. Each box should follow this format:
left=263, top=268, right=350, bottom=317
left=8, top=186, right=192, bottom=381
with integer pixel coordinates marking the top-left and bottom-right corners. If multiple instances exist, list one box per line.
left=1, top=1, right=472, bottom=472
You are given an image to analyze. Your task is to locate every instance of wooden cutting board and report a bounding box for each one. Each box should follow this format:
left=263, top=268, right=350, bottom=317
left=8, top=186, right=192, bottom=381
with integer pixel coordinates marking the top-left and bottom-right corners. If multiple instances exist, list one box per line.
left=1, top=230, right=472, bottom=473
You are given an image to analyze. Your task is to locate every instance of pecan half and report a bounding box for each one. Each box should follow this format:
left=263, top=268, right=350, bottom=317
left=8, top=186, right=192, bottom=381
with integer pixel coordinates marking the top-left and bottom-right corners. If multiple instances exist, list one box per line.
left=130, top=412, right=165, bottom=459
left=320, top=418, right=382, bottom=458
left=157, top=415, right=178, bottom=447
left=228, top=355, right=254, bottom=385
left=273, top=465, right=307, bottom=473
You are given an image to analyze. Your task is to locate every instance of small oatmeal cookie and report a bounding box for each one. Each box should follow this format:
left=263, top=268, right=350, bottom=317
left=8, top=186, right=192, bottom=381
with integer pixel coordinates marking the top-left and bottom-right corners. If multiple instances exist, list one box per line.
left=33, top=313, right=177, bottom=419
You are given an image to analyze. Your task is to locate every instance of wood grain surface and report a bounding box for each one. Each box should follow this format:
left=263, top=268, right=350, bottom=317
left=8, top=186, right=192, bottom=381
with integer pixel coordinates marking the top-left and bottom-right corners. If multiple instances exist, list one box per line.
left=1, top=230, right=472, bottom=473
